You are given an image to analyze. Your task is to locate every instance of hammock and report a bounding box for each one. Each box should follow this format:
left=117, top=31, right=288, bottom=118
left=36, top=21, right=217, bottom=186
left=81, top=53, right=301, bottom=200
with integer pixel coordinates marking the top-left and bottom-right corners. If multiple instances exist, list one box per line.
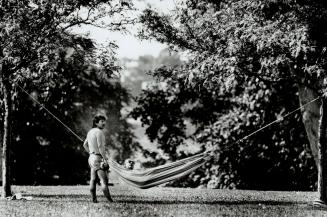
left=108, top=151, right=212, bottom=189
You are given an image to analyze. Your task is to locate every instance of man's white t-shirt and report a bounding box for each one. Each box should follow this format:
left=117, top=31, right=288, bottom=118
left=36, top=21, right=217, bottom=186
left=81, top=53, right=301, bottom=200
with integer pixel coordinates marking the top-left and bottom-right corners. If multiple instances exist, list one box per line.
left=86, top=128, right=106, bottom=155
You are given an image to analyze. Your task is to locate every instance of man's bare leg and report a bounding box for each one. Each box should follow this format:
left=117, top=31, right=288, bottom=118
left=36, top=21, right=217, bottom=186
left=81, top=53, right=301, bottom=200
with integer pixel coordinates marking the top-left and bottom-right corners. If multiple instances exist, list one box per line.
left=90, top=168, right=98, bottom=203
left=97, top=170, right=113, bottom=202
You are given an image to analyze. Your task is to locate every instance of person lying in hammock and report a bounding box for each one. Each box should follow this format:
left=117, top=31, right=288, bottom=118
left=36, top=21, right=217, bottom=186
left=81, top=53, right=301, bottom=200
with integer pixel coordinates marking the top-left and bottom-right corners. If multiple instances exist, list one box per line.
left=83, top=114, right=113, bottom=203
left=124, top=159, right=135, bottom=170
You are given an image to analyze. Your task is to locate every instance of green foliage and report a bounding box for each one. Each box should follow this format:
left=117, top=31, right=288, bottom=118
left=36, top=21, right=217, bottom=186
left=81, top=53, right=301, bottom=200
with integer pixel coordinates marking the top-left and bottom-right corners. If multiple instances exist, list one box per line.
left=132, top=67, right=316, bottom=190
left=201, top=80, right=316, bottom=190
left=130, top=65, right=227, bottom=160
left=139, top=0, right=327, bottom=88
left=0, top=0, right=134, bottom=84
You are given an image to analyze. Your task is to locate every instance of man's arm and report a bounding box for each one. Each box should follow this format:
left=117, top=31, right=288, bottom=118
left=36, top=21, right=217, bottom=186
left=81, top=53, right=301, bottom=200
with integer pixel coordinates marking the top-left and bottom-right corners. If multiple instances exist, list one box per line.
left=83, top=139, right=90, bottom=153
left=97, top=131, right=108, bottom=162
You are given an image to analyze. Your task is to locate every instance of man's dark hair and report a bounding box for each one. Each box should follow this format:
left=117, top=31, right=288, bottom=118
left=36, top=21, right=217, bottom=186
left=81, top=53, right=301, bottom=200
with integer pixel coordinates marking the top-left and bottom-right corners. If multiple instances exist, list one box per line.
left=92, top=114, right=107, bottom=127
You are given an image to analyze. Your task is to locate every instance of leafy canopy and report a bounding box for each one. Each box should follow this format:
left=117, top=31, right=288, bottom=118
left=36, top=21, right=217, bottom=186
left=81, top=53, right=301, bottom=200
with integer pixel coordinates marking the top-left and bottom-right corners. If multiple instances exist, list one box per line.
left=0, top=0, right=134, bottom=85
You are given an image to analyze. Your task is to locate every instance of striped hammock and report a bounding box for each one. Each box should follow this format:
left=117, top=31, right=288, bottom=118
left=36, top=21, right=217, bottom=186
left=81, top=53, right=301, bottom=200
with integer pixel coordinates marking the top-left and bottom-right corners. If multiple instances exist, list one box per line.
left=108, top=151, right=211, bottom=189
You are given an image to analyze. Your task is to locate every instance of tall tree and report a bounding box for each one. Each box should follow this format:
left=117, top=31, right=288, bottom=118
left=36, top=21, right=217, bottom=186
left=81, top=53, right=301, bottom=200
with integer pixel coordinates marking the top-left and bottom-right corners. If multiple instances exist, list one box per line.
left=0, top=0, right=134, bottom=198
left=137, top=0, right=327, bottom=199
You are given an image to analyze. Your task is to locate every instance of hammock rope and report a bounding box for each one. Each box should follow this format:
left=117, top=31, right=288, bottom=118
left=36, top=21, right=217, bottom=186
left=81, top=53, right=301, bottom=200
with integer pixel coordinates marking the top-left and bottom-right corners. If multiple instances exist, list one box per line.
left=16, top=83, right=323, bottom=188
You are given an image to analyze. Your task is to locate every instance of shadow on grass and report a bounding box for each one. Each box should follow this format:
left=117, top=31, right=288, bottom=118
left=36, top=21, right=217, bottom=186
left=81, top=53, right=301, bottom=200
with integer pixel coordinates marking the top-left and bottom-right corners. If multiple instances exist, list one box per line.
left=32, top=194, right=310, bottom=206
left=14, top=194, right=327, bottom=212
left=118, top=199, right=305, bottom=206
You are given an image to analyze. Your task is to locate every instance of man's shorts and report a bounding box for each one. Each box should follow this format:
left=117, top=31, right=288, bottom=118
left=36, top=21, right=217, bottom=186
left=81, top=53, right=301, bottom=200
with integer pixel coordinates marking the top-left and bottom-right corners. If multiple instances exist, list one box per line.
left=88, top=154, right=108, bottom=171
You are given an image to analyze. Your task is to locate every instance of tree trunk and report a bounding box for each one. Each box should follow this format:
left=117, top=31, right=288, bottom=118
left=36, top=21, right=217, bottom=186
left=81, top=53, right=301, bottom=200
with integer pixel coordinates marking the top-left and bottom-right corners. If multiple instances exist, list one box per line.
left=317, top=95, right=327, bottom=203
left=298, top=85, right=320, bottom=167
left=298, top=85, right=327, bottom=204
left=1, top=70, right=12, bottom=198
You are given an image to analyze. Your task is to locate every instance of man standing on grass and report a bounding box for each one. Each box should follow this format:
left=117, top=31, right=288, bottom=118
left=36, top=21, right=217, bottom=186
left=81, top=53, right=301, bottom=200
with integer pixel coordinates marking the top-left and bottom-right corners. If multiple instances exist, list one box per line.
left=83, top=114, right=113, bottom=203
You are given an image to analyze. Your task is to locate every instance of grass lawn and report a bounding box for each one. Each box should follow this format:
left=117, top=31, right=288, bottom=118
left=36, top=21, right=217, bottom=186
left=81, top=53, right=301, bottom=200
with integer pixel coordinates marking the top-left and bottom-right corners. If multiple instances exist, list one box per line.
left=0, top=185, right=326, bottom=217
